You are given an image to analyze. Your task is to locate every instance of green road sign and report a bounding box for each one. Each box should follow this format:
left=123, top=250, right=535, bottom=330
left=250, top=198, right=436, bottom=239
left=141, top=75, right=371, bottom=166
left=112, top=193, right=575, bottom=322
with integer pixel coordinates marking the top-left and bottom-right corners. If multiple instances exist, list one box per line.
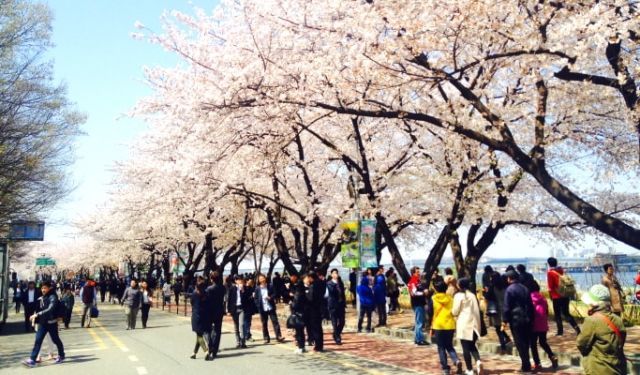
left=35, top=257, right=56, bottom=266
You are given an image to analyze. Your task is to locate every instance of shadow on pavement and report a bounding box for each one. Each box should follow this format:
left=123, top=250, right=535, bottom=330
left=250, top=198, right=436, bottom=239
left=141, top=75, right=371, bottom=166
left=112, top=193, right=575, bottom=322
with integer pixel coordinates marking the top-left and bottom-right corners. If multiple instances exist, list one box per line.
left=215, top=350, right=259, bottom=358
left=0, top=321, right=33, bottom=337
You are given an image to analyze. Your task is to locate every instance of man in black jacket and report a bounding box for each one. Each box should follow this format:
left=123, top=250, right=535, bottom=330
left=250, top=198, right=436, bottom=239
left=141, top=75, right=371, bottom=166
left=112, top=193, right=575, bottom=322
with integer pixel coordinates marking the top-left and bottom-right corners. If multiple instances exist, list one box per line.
left=305, top=271, right=324, bottom=352
left=22, top=281, right=65, bottom=367
left=254, top=274, right=284, bottom=344
left=21, top=281, right=41, bottom=332
left=205, top=271, right=226, bottom=360
left=226, top=275, right=252, bottom=348
left=348, top=269, right=357, bottom=308
left=326, top=269, right=346, bottom=344
left=502, top=270, right=535, bottom=373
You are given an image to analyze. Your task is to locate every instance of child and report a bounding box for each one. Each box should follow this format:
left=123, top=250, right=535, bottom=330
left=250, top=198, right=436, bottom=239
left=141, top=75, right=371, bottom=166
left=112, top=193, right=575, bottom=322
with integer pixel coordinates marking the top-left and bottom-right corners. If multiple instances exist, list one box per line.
left=530, top=281, right=559, bottom=371
left=432, top=280, right=462, bottom=375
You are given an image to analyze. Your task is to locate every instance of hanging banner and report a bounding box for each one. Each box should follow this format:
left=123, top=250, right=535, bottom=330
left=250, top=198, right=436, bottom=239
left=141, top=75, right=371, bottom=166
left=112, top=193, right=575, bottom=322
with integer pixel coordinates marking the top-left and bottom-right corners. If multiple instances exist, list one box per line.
left=340, top=220, right=360, bottom=268
left=360, top=219, right=378, bottom=268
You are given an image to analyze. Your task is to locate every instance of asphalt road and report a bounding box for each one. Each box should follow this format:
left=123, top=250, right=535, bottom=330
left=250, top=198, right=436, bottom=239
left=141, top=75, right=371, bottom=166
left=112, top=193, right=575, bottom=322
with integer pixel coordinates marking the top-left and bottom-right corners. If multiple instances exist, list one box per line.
left=0, top=302, right=418, bottom=375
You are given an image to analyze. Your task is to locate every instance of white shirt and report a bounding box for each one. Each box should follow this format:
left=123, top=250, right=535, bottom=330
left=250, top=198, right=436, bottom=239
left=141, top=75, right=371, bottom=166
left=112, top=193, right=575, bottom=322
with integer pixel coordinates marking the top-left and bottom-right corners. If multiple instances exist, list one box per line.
left=236, top=288, right=242, bottom=306
left=260, top=286, right=271, bottom=311
left=28, top=289, right=35, bottom=303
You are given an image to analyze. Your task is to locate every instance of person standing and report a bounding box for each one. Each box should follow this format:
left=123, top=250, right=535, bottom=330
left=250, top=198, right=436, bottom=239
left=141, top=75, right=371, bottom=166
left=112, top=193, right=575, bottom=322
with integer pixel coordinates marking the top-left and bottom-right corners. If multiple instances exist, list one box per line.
left=162, top=280, right=172, bottom=305
left=140, top=280, right=153, bottom=328
left=408, top=266, right=429, bottom=345
left=109, top=279, right=118, bottom=304
left=205, top=271, right=225, bottom=360
left=60, top=285, right=75, bottom=329
left=254, top=274, right=284, bottom=344
left=99, top=279, right=107, bottom=303
left=432, top=280, right=462, bottom=375
left=21, top=281, right=65, bottom=368
left=529, top=281, right=558, bottom=371
left=190, top=276, right=209, bottom=359
left=13, top=282, right=22, bottom=314
left=79, top=278, right=97, bottom=328
left=327, top=268, right=346, bottom=344
left=577, top=284, right=627, bottom=375
left=305, top=271, right=324, bottom=352
left=373, top=267, right=387, bottom=327
left=272, top=272, right=284, bottom=304
left=349, top=268, right=358, bottom=308
left=483, top=266, right=511, bottom=354
left=452, top=278, right=482, bottom=375
left=173, top=277, right=183, bottom=306
left=601, top=263, right=625, bottom=317
left=502, top=270, right=535, bottom=373
left=386, top=268, right=400, bottom=313
left=516, top=264, right=536, bottom=292
left=121, top=279, right=142, bottom=330
left=357, top=272, right=375, bottom=333
left=227, top=275, right=251, bottom=348
left=546, top=257, right=580, bottom=335
left=289, top=274, right=307, bottom=354
left=22, top=281, right=41, bottom=332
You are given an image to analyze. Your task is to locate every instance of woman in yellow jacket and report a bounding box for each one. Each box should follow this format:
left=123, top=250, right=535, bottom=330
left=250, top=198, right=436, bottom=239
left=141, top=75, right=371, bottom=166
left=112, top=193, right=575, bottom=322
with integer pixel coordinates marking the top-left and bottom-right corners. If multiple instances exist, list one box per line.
left=432, top=280, right=462, bottom=375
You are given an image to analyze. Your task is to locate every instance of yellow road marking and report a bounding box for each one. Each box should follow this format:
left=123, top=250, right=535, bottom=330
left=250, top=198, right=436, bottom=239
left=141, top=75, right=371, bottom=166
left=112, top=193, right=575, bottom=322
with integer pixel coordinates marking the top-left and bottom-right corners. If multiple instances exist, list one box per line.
left=86, top=325, right=107, bottom=350
left=92, top=320, right=130, bottom=352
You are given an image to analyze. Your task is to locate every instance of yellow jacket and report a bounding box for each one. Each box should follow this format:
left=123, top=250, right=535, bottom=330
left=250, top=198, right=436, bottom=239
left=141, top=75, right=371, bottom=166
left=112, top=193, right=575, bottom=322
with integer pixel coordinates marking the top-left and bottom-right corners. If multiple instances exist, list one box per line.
left=431, top=292, right=456, bottom=330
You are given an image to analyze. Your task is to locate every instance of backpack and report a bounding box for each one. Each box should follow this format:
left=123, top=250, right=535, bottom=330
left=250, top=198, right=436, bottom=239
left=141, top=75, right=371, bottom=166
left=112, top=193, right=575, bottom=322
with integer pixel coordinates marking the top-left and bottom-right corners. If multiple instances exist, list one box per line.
left=55, top=299, right=67, bottom=319
left=555, top=272, right=577, bottom=300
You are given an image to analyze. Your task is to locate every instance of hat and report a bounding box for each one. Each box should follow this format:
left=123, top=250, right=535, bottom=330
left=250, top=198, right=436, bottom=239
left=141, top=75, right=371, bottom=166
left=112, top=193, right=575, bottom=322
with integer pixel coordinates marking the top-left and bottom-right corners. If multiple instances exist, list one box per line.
left=581, top=284, right=611, bottom=306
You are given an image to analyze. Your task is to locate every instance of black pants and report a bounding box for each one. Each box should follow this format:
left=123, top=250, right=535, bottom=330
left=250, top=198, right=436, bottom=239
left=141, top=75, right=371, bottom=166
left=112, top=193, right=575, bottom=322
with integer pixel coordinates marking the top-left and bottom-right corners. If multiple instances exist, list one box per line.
left=63, top=308, right=73, bottom=328
left=24, top=303, right=37, bottom=331
left=389, top=291, right=400, bottom=311
left=551, top=298, right=578, bottom=334
left=376, top=303, right=387, bottom=326
left=350, top=289, right=356, bottom=307
left=460, top=333, right=481, bottom=371
left=330, top=308, right=345, bottom=341
left=100, top=290, right=106, bottom=303
left=259, top=310, right=282, bottom=340
left=294, top=325, right=305, bottom=349
left=530, top=331, right=554, bottom=365
left=511, top=324, right=532, bottom=371
left=358, top=306, right=373, bottom=332
left=141, top=304, right=151, bottom=328
left=308, top=313, right=323, bottom=351
left=208, top=314, right=223, bottom=356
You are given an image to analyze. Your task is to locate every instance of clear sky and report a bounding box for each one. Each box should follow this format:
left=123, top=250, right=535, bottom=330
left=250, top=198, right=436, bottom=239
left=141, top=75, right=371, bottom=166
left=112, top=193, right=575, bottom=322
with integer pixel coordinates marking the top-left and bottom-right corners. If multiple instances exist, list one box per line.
left=44, top=0, right=218, bottom=240
left=40, top=1, right=637, bottom=260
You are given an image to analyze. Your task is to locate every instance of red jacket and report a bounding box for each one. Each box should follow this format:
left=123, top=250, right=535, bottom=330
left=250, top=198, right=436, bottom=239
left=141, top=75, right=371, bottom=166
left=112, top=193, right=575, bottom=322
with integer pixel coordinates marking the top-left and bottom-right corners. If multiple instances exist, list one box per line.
left=546, top=267, right=563, bottom=300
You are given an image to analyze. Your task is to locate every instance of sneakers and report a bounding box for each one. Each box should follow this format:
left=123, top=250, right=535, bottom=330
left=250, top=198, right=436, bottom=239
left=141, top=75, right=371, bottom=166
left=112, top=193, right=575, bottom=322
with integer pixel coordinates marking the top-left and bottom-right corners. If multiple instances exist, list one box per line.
left=465, top=371, right=474, bottom=375
left=550, top=356, right=559, bottom=370
left=54, top=356, right=64, bottom=364
left=476, top=360, right=483, bottom=375
left=294, top=348, right=304, bottom=354
left=22, top=359, right=36, bottom=368
left=190, top=354, right=196, bottom=359
left=415, top=340, right=429, bottom=346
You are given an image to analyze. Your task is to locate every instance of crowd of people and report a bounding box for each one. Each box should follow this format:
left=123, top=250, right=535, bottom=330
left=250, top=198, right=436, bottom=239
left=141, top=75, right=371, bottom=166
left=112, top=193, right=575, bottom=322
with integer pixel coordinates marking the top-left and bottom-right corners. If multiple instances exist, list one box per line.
left=11, top=257, right=633, bottom=374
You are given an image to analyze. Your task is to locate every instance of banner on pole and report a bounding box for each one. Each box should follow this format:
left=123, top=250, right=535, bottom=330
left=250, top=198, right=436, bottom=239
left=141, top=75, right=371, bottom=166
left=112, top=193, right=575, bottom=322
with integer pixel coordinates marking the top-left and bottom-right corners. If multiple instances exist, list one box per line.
left=340, top=220, right=360, bottom=268
left=360, top=219, right=377, bottom=268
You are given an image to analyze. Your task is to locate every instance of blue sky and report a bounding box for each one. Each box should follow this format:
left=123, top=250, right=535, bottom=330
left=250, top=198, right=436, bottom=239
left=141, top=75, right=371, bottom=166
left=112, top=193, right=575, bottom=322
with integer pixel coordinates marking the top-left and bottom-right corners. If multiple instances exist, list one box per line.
left=44, top=0, right=218, bottom=240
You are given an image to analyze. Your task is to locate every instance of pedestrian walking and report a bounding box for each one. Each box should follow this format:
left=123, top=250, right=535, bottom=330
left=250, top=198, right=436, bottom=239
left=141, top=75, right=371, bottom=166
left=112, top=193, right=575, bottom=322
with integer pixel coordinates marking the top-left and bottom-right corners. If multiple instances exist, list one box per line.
left=162, top=280, right=172, bottom=305
left=79, top=278, right=97, bottom=328
left=452, top=278, right=482, bottom=375
left=601, top=263, right=625, bottom=317
left=349, top=268, right=358, bottom=308
left=386, top=268, right=400, bottom=313
left=327, top=268, right=346, bottom=344
left=13, top=283, right=22, bottom=314
left=190, top=276, right=209, bottom=359
left=22, top=281, right=41, bottom=332
left=577, top=284, right=627, bottom=374
left=356, top=272, right=375, bottom=333
left=205, top=271, right=225, bottom=360
left=254, top=274, right=284, bottom=344
left=121, top=279, right=142, bottom=330
left=227, top=275, right=251, bottom=348
left=140, top=280, right=153, bottom=328
left=22, top=281, right=65, bottom=368
left=245, top=277, right=257, bottom=341
left=432, top=280, right=462, bottom=375
left=289, top=274, right=307, bottom=354
left=529, top=281, right=559, bottom=371
left=373, top=267, right=387, bottom=327
left=408, top=266, right=429, bottom=345
left=547, top=257, right=580, bottom=335
left=502, top=270, right=534, bottom=373
left=305, top=271, right=324, bottom=352
left=99, top=279, right=107, bottom=303
left=482, top=266, right=511, bottom=354
left=60, top=285, right=75, bottom=329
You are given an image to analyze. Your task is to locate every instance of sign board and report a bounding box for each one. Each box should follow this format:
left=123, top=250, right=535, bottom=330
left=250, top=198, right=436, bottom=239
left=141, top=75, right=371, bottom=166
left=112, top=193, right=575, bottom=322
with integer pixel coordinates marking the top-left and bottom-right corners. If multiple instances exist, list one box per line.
left=35, top=257, right=56, bottom=267
left=9, top=221, right=45, bottom=241
left=360, top=219, right=378, bottom=268
left=341, top=220, right=360, bottom=268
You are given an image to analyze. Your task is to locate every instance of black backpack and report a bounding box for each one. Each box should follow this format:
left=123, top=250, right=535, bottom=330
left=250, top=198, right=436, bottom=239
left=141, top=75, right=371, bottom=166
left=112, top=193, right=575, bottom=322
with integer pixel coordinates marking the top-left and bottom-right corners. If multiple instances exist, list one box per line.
left=55, top=298, right=67, bottom=319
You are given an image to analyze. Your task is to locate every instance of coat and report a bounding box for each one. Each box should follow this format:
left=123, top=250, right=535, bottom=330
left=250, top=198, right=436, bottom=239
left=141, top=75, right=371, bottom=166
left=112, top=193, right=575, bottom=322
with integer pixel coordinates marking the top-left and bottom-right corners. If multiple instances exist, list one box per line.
left=530, top=291, right=549, bottom=333
left=357, top=278, right=375, bottom=308
left=290, top=281, right=306, bottom=315
left=373, top=275, right=386, bottom=304
left=431, top=292, right=456, bottom=331
left=226, top=285, right=252, bottom=314
left=326, top=279, right=346, bottom=312
left=503, top=281, right=534, bottom=327
left=190, top=288, right=211, bottom=334
left=254, top=284, right=277, bottom=314
left=452, top=290, right=481, bottom=340
left=576, top=306, right=627, bottom=375
left=602, top=275, right=625, bottom=314
left=205, top=283, right=225, bottom=319
left=121, top=287, right=141, bottom=308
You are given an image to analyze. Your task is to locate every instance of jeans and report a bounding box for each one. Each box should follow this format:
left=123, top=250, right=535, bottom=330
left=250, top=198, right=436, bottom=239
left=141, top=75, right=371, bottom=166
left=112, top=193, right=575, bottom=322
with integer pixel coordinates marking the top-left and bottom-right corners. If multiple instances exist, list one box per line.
left=30, top=322, right=65, bottom=361
left=412, top=305, right=425, bottom=343
left=530, top=331, right=555, bottom=365
left=259, top=309, right=282, bottom=340
left=511, top=324, right=532, bottom=371
left=551, top=297, right=578, bottom=334
left=141, top=304, right=151, bottom=328
left=376, top=302, right=387, bottom=326
left=330, top=308, right=345, bottom=341
left=433, top=329, right=459, bottom=370
left=358, top=306, right=373, bottom=332
left=232, top=309, right=247, bottom=344
left=460, top=333, right=481, bottom=371
left=125, top=306, right=139, bottom=329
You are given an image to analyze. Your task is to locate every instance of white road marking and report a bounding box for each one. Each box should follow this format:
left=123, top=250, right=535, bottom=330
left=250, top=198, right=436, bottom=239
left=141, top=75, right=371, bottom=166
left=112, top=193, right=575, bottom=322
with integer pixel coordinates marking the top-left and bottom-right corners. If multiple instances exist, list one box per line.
left=136, top=366, right=148, bottom=375
left=128, top=355, right=139, bottom=362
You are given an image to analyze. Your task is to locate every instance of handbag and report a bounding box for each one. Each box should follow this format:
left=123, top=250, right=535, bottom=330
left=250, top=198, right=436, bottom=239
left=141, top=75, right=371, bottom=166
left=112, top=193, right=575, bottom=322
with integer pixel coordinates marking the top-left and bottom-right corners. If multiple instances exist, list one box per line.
left=90, top=306, right=99, bottom=318
left=286, top=312, right=304, bottom=329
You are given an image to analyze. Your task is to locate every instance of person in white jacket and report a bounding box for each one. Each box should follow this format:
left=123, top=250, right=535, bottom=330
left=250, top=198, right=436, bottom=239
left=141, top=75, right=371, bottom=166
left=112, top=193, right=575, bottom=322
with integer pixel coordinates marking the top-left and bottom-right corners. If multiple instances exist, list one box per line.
left=452, top=278, right=483, bottom=375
